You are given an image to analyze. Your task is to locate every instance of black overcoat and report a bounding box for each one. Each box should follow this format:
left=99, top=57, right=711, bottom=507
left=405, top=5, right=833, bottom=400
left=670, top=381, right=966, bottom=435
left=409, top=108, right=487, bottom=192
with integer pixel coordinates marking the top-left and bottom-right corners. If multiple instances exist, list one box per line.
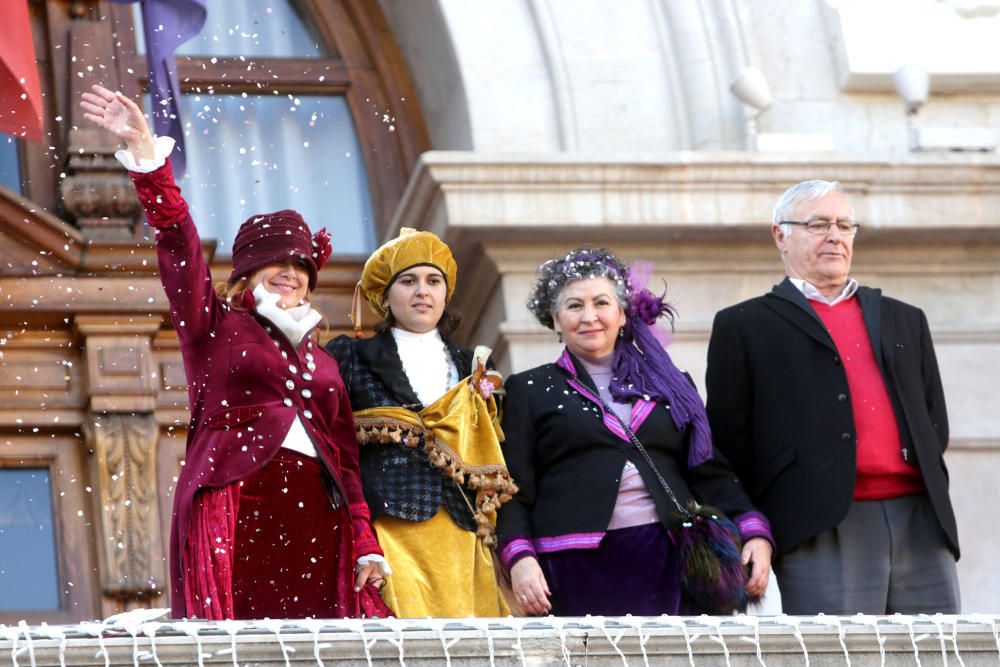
left=705, top=277, right=958, bottom=559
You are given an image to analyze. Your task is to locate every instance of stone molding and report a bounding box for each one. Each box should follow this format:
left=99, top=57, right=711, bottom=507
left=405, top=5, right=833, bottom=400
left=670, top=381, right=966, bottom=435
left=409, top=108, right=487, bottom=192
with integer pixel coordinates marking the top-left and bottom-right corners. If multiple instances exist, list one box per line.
left=390, top=151, right=1000, bottom=242
left=825, top=0, right=1000, bottom=93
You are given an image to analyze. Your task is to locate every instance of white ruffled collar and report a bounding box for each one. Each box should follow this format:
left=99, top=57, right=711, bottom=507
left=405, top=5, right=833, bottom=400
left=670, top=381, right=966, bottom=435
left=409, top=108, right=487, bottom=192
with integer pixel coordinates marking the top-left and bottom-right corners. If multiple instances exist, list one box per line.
left=390, top=326, right=456, bottom=405
left=252, top=283, right=322, bottom=345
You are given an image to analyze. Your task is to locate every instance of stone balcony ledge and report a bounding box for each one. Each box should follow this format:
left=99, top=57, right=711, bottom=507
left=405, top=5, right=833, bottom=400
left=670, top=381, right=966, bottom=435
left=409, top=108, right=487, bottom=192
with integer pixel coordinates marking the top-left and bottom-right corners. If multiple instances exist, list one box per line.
left=3, top=613, right=1000, bottom=665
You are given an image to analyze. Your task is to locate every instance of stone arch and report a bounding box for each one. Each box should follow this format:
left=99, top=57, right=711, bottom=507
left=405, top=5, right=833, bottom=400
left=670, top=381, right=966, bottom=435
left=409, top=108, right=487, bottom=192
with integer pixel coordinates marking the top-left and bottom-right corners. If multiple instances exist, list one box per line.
left=380, top=0, right=761, bottom=152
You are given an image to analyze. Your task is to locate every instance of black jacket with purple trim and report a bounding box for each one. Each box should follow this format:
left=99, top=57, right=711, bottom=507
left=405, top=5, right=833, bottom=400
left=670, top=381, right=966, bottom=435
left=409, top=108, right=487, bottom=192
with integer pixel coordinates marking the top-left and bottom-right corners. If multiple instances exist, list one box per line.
left=495, top=350, right=771, bottom=570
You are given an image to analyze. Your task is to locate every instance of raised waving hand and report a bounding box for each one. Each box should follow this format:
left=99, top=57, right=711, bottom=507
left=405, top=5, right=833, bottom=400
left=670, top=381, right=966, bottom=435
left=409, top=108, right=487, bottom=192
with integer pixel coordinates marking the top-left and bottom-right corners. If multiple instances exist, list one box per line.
left=80, top=84, right=155, bottom=161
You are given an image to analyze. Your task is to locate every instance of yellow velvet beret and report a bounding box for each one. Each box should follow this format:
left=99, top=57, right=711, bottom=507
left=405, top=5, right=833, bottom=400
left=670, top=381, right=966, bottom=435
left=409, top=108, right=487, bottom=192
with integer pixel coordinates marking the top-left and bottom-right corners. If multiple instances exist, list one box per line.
left=355, top=228, right=458, bottom=325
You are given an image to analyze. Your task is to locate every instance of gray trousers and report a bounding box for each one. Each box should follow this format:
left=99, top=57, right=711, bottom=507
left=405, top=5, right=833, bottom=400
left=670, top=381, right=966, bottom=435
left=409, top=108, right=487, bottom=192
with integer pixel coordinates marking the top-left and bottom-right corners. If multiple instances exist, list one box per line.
left=775, top=494, right=960, bottom=615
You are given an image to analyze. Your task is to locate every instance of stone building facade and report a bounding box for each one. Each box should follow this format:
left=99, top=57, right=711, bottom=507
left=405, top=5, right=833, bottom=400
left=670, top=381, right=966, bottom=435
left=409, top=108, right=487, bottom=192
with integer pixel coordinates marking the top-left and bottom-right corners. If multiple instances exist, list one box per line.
left=1, top=0, right=997, bottom=622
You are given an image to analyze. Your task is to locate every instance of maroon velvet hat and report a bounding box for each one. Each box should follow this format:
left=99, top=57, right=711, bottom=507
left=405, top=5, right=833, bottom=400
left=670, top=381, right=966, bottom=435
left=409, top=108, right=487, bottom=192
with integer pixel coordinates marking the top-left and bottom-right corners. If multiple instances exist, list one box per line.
left=228, top=210, right=332, bottom=291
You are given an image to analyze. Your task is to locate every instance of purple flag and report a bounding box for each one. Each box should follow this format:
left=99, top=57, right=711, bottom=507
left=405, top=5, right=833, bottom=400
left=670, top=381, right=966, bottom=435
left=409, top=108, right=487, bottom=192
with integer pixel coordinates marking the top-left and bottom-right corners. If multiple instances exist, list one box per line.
left=112, top=0, right=206, bottom=176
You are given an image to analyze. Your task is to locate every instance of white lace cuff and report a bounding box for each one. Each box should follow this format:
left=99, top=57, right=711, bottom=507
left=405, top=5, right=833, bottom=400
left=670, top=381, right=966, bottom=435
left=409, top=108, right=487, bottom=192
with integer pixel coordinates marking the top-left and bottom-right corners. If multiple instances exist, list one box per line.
left=114, top=135, right=176, bottom=173
left=356, top=554, right=392, bottom=577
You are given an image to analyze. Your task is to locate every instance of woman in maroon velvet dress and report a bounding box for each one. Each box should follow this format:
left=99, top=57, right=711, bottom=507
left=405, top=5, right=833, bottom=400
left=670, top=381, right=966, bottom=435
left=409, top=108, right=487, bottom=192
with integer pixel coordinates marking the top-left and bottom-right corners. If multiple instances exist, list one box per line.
left=81, top=84, right=391, bottom=620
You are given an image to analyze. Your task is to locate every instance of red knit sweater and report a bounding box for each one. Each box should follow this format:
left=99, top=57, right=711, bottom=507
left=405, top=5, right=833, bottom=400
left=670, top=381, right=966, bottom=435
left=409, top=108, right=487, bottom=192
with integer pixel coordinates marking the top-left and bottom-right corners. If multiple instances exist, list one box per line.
left=811, top=297, right=925, bottom=500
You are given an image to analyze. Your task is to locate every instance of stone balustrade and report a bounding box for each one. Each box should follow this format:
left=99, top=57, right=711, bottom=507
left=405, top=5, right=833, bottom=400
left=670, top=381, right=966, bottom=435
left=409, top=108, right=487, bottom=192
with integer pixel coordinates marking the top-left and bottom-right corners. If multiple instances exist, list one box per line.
left=4, top=614, right=1000, bottom=665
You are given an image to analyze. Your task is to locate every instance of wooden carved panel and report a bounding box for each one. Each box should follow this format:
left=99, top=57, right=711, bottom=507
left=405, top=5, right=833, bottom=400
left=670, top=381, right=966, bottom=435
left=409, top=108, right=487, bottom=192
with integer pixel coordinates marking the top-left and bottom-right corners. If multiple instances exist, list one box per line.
left=0, top=331, right=83, bottom=429
left=0, top=360, right=70, bottom=391
left=98, top=347, right=142, bottom=376
left=84, top=413, right=165, bottom=599
left=76, top=317, right=159, bottom=413
left=61, top=18, right=140, bottom=239
left=152, top=331, right=188, bottom=426
left=0, top=229, right=73, bottom=276
left=60, top=173, right=143, bottom=224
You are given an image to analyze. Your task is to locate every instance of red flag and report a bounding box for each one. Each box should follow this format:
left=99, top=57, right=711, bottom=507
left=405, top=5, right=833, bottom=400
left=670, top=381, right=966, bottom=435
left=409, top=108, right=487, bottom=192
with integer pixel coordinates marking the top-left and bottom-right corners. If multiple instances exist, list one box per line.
left=0, top=0, right=45, bottom=142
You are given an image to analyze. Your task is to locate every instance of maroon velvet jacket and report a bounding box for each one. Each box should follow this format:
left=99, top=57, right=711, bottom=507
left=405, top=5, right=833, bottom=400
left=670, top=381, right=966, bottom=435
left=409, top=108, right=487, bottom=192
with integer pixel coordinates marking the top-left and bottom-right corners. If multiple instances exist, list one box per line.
left=130, top=160, right=381, bottom=617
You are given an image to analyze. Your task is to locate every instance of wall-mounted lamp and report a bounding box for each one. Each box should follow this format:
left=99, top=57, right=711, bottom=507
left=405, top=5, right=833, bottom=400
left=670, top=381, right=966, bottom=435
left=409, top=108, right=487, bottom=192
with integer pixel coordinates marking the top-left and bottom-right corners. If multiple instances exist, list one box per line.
left=730, top=67, right=773, bottom=151
left=892, top=64, right=995, bottom=151
left=892, top=64, right=929, bottom=150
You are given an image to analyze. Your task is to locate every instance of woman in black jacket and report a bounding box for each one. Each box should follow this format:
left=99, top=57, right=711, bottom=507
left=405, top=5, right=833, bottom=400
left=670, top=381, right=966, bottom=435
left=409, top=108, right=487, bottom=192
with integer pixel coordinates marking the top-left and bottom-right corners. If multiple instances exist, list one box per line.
left=496, top=247, right=773, bottom=616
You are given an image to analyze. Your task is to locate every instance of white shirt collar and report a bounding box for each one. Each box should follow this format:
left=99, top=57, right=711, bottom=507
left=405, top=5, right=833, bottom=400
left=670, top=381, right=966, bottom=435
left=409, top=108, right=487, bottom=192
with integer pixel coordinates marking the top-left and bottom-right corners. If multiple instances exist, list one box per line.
left=788, top=277, right=859, bottom=306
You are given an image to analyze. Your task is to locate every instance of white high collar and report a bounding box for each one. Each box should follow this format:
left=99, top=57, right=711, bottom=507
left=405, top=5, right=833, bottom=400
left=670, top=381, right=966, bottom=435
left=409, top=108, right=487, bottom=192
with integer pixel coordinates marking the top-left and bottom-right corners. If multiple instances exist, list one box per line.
left=391, top=327, right=458, bottom=405
left=252, top=283, right=322, bottom=345
left=392, top=326, right=445, bottom=345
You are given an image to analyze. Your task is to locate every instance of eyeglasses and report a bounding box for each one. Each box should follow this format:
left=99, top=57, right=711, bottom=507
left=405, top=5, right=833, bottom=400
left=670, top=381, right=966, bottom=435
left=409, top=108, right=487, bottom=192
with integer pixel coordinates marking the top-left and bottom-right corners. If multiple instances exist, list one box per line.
left=779, top=219, right=860, bottom=237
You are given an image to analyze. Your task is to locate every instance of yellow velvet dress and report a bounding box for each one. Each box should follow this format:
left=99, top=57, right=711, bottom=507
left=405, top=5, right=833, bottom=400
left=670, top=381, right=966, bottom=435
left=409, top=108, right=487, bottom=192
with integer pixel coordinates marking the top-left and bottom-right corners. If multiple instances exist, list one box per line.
left=354, top=362, right=516, bottom=618
left=374, top=508, right=506, bottom=617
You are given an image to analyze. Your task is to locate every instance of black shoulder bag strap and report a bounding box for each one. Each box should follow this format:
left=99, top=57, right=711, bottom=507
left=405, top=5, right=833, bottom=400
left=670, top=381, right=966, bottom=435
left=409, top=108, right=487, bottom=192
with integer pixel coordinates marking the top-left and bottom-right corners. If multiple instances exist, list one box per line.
left=585, top=383, right=694, bottom=521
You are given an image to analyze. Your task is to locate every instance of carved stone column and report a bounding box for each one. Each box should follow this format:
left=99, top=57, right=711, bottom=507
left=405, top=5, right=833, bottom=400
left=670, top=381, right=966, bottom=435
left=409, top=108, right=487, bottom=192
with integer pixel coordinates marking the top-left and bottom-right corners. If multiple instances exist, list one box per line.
left=61, top=12, right=143, bottom=238
left=75, top=315, right=165, bottom=612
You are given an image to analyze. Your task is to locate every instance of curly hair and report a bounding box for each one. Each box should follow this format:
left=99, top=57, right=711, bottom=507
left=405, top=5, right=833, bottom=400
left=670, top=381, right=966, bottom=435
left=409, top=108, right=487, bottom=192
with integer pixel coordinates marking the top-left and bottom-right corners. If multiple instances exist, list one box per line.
left=527, top=247, right=630, bottom=330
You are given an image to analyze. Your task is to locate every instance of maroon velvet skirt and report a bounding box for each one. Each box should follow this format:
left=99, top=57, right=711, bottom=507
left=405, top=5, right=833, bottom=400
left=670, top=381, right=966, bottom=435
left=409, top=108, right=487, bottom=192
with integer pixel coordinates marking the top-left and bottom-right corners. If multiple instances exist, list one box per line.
left=231, top=449, right=357, bottom=619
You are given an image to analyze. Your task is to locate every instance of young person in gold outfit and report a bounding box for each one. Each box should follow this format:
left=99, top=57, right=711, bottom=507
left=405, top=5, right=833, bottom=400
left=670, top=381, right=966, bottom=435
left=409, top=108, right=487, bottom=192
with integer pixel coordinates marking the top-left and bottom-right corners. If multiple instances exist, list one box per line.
left=327, top=229, right=516, bottom=617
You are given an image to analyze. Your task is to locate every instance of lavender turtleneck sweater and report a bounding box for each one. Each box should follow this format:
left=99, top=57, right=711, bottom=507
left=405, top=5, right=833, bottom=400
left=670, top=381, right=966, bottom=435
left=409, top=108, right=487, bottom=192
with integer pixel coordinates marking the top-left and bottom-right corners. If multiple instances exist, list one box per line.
left=577, top=357, right=661, bottom=530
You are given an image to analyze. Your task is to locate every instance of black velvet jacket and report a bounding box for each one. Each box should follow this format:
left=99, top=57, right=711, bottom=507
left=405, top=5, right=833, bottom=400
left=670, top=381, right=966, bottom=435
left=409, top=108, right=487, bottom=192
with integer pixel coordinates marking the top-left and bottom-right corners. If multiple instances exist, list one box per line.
left=327, top=330, right=478, bottom=530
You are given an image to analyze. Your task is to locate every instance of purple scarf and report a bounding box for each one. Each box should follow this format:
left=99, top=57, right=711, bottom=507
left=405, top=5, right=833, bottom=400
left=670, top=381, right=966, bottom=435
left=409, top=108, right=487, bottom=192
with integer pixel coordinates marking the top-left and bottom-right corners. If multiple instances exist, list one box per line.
left=610, top=263, right=713, bottom=468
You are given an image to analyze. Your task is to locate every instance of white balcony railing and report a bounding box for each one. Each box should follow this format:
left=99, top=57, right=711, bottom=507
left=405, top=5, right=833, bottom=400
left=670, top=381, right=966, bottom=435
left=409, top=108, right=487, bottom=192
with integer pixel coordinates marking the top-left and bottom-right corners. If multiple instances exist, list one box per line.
left=4, top=613, right=1000, bottom=665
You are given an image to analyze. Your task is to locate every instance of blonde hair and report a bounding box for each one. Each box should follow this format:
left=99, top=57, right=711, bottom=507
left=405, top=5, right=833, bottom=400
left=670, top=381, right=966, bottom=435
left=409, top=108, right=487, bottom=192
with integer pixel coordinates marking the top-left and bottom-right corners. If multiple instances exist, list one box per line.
left=215, top=279, right=252, bottom=310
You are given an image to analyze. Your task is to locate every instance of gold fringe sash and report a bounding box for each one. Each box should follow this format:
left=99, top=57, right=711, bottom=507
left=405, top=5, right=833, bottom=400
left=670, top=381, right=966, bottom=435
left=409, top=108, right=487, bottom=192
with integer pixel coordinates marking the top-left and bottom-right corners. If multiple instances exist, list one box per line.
left=353, top=350, right=517, bottom=546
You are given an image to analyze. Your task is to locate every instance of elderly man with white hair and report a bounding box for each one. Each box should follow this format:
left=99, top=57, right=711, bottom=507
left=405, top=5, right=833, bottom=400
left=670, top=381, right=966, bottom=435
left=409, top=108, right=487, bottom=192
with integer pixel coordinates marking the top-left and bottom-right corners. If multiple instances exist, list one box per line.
left=705, top=180, right=960, bottom=614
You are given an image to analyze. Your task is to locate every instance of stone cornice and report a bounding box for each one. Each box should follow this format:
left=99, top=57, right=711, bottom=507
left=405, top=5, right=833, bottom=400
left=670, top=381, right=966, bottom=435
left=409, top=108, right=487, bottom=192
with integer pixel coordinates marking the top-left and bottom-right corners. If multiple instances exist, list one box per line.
left=390, top=151, right=1000, bottom=243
